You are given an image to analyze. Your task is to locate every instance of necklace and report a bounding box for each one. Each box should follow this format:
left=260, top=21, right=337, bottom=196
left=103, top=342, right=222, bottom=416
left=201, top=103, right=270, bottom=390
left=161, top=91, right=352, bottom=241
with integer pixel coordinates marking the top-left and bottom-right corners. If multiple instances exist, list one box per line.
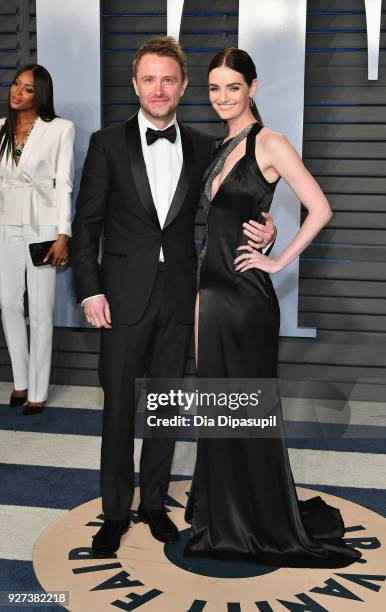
left=13, top=116, right=38, bottom=158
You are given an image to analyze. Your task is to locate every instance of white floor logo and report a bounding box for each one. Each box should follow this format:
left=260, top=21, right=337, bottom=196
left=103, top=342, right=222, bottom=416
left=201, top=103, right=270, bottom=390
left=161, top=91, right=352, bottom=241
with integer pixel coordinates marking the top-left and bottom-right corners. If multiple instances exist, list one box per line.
left=34, top=481, right=386, bottom=611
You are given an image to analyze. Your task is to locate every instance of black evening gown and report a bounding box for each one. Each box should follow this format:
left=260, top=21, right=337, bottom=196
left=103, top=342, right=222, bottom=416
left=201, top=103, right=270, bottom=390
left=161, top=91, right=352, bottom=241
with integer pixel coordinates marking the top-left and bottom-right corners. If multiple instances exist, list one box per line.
left=184, top=123, right=361, bottom=568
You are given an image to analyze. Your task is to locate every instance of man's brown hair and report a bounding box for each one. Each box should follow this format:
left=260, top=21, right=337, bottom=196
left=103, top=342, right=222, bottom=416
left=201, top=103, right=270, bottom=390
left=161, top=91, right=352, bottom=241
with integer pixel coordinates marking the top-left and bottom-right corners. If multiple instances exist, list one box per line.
left=133, top=36, right=188, bottom=80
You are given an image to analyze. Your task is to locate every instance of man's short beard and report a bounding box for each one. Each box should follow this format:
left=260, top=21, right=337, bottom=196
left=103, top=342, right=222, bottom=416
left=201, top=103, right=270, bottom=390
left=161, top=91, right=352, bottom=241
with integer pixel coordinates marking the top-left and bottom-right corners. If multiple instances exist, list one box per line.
left=142, top=101, right=177, bottom=120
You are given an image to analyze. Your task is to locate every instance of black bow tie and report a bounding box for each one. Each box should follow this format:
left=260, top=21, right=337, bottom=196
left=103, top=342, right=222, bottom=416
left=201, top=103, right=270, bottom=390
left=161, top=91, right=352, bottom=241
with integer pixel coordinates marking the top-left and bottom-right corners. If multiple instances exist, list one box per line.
left=146, top=124, right=177, bottom=145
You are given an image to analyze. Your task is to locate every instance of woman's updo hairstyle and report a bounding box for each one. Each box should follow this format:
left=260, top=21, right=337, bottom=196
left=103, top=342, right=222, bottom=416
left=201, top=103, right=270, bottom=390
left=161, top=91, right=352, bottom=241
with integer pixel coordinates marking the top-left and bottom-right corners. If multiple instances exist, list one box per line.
left=208, top=47, right=263, bottom=125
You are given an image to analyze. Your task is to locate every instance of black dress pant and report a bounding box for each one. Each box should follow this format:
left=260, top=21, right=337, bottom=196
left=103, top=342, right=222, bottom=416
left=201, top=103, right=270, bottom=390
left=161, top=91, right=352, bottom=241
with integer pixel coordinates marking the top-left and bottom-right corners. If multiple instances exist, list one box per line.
left=98, top=267, right=193, bottom=521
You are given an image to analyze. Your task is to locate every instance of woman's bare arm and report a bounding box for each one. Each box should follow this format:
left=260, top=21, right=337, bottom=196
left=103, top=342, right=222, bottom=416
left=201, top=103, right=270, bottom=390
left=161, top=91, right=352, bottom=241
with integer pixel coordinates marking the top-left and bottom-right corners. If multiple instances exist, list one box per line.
left=235, top=132, right=332, bottom=273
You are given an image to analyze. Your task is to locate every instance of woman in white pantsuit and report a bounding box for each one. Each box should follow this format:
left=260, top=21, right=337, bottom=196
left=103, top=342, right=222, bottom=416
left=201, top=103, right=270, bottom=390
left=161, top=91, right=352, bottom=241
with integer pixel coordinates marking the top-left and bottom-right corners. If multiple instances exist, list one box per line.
left=0, top=64, right=75, bottom=414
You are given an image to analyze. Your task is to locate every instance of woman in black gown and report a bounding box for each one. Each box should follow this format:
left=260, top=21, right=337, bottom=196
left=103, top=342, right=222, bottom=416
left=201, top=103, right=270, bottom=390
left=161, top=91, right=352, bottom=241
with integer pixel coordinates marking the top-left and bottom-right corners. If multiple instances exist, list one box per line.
left=185, top=48, right=361, bottom=568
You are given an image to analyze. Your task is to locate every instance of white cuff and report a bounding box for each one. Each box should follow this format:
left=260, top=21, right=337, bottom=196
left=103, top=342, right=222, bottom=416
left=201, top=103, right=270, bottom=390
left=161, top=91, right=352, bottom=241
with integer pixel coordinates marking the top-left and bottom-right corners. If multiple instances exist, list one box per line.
left=82, top=294, right=105, bottom=307
left=262, top=241, right=272, bottom=254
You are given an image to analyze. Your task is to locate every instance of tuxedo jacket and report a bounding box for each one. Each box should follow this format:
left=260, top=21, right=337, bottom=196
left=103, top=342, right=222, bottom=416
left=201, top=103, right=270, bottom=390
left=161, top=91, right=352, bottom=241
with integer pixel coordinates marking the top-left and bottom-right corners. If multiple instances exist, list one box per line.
left=0, top=116, right=75, bottom=235
left=72, top=113, right=215, bottom=325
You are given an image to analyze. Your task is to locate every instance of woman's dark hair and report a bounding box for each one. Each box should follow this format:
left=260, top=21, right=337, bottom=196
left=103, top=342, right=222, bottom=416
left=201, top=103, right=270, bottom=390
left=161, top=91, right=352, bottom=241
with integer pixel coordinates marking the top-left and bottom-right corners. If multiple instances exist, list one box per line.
left=0, top=64, right=56, bottom=161
left=208, top=47, right=263, bottom=125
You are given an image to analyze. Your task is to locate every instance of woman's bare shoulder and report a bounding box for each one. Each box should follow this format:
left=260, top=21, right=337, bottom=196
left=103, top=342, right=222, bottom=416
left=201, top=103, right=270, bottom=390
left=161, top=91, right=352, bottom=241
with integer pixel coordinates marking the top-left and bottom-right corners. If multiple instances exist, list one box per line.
left=258, top=127, right=288, bottom=148
left=257, top=128, right=298, bottom=164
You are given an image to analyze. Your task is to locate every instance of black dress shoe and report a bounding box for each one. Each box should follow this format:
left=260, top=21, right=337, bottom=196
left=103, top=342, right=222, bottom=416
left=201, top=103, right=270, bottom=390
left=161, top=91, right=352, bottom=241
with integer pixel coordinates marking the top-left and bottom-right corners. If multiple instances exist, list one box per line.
left=92, top=517, right=131, bottom=557
left=22, top=401, right=46, bottom=416
left=137, top=504, right=179, bottom=543
left=9, top=391, right=27, bottom=408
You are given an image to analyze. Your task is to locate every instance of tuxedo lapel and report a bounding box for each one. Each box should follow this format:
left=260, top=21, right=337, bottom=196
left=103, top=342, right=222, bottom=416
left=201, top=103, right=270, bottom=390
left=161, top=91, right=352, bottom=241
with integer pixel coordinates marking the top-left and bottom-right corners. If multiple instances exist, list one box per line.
left=164, top=121, right=195, bottom=228
left=125, top=114, right=160, bottom=228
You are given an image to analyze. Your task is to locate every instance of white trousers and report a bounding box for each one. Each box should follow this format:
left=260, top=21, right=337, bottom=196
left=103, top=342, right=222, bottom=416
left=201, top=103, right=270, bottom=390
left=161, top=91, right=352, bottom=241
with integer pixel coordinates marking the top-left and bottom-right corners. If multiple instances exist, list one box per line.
left=0, top=225, right=57, bottom=402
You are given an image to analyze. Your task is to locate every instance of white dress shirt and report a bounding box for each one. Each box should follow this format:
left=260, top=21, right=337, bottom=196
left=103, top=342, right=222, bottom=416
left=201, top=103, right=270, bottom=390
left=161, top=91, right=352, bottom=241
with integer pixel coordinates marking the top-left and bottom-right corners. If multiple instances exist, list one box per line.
left=138, top=109, right=183, bottom=261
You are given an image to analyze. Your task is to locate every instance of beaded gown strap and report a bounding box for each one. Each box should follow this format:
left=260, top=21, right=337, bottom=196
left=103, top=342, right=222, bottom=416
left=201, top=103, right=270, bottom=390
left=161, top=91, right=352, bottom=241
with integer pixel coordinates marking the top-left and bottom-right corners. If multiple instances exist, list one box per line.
left=197, top=122, right=258, bottom=286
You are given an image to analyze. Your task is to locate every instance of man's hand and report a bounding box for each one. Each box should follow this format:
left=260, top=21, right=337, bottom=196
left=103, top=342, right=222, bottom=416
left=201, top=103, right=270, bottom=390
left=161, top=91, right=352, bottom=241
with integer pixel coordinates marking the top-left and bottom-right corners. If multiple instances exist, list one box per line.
left=84, top=295, right=112, bottom=328
left=242, top=212, right=276, bottom=250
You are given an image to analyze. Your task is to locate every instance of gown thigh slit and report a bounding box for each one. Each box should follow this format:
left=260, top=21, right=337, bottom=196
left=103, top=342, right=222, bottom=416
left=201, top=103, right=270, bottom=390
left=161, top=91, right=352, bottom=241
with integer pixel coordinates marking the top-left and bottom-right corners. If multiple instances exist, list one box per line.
left=184, top=122, right=361, bottom=568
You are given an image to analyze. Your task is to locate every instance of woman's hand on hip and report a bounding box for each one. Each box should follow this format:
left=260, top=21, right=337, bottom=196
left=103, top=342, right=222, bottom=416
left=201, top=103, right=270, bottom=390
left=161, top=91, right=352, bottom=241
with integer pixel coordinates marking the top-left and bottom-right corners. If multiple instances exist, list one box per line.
left=44, top=234, right=69, bottom=267
left=234, top=250, right=283, bottom=274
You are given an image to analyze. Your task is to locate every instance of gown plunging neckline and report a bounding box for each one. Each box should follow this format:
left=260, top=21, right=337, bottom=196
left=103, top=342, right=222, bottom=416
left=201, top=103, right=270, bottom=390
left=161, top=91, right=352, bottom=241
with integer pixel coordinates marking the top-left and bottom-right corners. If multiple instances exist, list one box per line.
left=211, top=126, right=279, bottom=202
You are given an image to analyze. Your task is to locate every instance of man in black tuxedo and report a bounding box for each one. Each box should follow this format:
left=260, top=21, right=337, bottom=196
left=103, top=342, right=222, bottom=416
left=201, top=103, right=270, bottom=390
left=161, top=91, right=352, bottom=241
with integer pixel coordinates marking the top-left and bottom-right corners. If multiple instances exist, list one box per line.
left=72, top=36, right=275, bottom=556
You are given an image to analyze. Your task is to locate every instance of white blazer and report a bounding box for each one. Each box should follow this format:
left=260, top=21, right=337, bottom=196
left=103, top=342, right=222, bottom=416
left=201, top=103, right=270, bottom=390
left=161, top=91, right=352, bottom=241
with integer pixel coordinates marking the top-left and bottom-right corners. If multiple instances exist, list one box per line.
left=0, top=116, right=75, bottom=236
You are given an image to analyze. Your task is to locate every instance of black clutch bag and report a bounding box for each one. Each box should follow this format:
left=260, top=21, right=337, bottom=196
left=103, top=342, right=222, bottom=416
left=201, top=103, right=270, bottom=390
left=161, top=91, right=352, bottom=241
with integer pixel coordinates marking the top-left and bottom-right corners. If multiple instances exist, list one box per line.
left=29, top=240, right=55, bottom=266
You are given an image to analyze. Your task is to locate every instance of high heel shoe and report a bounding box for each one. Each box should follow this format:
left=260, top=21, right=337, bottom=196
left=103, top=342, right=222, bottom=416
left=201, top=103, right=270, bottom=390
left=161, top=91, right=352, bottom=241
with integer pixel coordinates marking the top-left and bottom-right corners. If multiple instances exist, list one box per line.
left=22, top=401, right=46, bottom=416
left=9, top=390, right=27, bottom=408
